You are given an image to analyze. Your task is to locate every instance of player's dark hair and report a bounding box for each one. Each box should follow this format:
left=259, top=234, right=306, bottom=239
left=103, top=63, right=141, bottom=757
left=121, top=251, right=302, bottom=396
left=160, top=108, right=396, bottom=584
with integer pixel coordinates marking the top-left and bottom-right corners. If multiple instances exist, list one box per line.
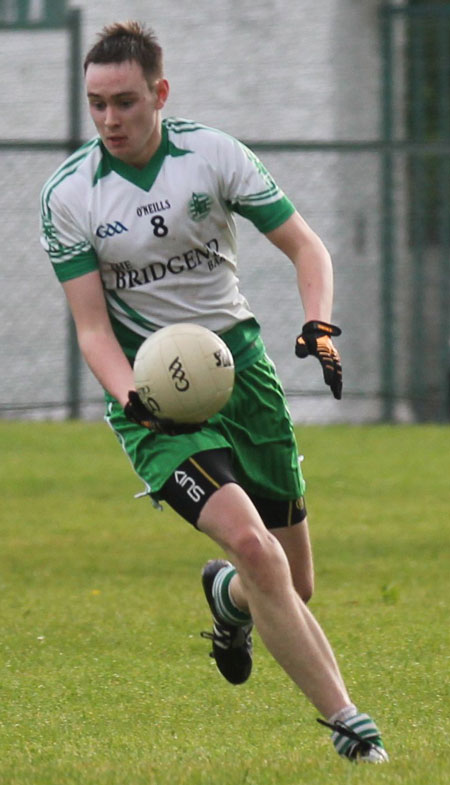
left=84, top=21, right=163, bottom=84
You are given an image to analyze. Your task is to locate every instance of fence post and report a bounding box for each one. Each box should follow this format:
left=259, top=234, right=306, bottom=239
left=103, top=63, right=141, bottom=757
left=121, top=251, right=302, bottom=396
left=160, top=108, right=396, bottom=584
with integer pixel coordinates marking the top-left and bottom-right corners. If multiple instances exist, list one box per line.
left=437, top=22, right=450, bottom=422
left=66, top=6, right=83, bottom=419
left=380, top=5, right=396, bottom=422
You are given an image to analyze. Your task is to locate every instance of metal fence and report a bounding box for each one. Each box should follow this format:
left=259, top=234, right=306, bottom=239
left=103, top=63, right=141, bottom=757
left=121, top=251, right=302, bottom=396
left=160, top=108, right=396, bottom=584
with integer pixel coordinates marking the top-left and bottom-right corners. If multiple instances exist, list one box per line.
left=380, top=2, right=450, bottom=422
left=1, top=1, right=449, bottom=423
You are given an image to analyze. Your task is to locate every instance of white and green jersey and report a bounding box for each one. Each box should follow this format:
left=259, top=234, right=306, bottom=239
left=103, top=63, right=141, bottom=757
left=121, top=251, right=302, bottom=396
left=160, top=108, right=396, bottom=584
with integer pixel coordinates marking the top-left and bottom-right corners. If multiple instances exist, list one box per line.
left=40, top=118, right=295, bottom=361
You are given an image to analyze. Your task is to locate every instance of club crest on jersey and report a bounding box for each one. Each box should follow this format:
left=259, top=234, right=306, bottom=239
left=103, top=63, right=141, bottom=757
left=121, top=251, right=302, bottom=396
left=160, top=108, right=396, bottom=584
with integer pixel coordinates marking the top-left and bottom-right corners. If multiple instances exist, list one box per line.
left=188, top=192, right=212, bottom=222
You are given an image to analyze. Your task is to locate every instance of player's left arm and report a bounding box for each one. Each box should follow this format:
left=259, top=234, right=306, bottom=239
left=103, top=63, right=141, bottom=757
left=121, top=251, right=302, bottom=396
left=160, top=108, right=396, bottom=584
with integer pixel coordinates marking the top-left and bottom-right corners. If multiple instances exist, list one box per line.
left=265, top=211, right=343, bottom=399
left=265, top=211, right=333, bottom=321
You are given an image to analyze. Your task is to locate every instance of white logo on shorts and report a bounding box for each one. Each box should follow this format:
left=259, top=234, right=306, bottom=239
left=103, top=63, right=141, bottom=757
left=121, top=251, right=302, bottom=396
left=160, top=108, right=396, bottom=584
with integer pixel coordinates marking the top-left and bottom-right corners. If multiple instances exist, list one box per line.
left=175, top=471, right=206, bottom=503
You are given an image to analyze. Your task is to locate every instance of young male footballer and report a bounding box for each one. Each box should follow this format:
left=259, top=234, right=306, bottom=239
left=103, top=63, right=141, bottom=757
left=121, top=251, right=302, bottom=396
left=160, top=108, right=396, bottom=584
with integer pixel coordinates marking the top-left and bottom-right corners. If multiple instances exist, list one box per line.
left=40, top=21, right=388, bottom=763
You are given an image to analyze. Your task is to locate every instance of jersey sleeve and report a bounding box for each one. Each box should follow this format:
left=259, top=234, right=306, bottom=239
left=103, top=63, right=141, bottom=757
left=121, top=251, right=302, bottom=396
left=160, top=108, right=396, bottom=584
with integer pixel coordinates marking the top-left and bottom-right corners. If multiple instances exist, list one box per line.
left=219, top=136, right=295, bottom=233
left=40, top=185, right=98, bottom=283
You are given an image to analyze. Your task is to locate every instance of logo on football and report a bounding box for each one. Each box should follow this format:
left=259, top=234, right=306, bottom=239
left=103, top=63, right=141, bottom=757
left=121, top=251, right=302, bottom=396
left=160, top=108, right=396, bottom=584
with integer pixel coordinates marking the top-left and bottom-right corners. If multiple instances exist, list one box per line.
left=133, top=323, right=235, bottom=423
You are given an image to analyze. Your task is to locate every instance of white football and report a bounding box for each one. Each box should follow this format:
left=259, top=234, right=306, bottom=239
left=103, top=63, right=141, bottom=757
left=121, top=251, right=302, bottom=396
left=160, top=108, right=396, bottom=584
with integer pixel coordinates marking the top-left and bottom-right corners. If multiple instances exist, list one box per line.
left=133, top=323, right=235, bottom=423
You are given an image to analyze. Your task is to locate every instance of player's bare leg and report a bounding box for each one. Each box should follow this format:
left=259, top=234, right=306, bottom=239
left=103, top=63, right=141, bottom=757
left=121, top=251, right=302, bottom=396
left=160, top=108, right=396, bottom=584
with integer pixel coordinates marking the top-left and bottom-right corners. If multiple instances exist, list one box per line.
left=226, top=516, right=348, bottom=699
left=198, top=483, right=349, bottom=718
left=198, top=483, right=388, bottom=762
left=270, top=518, right=314, bottom=602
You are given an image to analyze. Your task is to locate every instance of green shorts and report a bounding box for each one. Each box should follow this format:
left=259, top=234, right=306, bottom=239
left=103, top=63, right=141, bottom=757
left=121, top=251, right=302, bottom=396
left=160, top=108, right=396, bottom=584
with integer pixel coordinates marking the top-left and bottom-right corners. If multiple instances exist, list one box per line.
left=105, top=352, right=305, bottom=502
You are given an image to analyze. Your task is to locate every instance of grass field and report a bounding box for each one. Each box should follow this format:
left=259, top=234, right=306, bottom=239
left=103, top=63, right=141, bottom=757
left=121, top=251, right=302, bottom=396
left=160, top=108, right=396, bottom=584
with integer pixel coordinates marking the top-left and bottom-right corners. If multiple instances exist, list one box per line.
left=1, top=421, right=449, bottom=785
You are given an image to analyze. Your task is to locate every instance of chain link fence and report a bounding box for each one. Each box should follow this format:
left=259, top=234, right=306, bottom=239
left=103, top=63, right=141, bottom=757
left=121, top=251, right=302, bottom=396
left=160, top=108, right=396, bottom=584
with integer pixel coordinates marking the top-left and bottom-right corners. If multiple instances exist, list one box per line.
left=1, top=0, right=449, bottom=423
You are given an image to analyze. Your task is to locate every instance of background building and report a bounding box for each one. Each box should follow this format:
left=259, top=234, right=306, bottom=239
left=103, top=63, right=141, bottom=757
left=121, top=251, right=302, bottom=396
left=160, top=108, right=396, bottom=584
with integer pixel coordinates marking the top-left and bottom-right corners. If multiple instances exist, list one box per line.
left=1, top=0, right=448, bottom=422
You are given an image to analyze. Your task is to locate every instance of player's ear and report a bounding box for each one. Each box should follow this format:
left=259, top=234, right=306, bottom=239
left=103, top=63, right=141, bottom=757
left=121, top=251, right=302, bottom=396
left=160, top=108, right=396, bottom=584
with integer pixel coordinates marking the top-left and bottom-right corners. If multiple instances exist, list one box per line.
left=154, top=78, right=169, bottom=109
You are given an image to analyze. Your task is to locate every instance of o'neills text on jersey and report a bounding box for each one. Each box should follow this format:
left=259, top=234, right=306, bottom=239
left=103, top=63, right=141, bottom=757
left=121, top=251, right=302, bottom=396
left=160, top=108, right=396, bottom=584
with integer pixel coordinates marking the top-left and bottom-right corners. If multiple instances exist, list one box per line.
left=136, top=200, right=171, bottom=216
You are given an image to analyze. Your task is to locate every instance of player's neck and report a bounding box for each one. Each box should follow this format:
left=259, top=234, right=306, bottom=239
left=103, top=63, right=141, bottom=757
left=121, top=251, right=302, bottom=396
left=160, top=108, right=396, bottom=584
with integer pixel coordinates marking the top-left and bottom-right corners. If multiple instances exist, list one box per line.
left=129, top=115, right=163, bottom=170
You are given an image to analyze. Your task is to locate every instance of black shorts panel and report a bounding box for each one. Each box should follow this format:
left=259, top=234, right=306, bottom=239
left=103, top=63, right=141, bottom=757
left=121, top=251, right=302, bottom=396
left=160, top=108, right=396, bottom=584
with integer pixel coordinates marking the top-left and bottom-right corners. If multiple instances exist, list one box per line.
left=158, top=448, right=307, bottom=530
left=158, top=448, right=237, bottom=526
left=247, top=493, right=307, bottom=529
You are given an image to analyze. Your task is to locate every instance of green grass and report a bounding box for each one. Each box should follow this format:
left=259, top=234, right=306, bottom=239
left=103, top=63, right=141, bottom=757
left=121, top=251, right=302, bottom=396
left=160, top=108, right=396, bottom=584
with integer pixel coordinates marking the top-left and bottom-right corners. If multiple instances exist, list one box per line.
left=1, top=421, right=449, bottom=784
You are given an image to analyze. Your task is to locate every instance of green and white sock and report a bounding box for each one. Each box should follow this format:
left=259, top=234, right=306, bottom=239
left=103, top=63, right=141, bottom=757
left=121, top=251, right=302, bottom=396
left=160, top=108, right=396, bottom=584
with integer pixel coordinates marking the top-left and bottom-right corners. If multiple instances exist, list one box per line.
left=328, top=704, right=358, bottom=724
left=329, top=711, right=386, bottom=758
left=212, top=564, right=252, bottom=626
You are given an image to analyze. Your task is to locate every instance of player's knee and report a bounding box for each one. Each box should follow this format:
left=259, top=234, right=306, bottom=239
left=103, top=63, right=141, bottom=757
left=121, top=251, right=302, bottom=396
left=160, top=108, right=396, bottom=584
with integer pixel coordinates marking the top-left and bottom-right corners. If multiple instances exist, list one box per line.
left=229, top=528, right=290, bottom=592
left=226, top=526, right=265, bottom=566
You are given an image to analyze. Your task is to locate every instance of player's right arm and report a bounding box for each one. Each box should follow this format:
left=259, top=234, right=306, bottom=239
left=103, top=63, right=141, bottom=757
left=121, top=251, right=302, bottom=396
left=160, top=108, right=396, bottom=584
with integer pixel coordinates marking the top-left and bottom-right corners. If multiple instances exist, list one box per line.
left=41, top=161, right=141, bottom=413
left=62, top=270, right=135, bottom=408
left=63, top=273, right=201, bottom=435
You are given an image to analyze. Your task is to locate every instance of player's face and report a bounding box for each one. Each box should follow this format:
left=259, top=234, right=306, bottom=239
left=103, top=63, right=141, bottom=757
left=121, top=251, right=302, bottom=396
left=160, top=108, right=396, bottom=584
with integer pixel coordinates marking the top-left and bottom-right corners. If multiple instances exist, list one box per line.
left=85, top=60, right=169, bottom=168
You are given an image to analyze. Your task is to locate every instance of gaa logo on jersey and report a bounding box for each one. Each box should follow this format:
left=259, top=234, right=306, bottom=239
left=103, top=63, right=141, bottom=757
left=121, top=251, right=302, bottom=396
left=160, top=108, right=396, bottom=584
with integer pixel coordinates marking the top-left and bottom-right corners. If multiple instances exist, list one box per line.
left=188, top=192, right=212, bottom=222
left=95, top=221, right=128, bottom=239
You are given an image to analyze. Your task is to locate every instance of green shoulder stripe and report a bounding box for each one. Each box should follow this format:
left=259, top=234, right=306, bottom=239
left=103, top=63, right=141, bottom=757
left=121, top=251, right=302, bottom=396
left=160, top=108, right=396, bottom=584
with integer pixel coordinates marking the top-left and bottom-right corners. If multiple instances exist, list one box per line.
left=41, top=138, right=100, bottom=216
left=232, top=183, right=280, bottom=205
left=164, top=118, right=209, bottom=134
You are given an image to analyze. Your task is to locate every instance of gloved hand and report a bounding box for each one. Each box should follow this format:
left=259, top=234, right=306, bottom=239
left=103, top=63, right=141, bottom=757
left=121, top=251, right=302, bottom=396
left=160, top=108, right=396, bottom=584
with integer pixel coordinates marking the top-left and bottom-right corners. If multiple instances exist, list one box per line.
left=295, top=321, right=343, bottom=400
left=124, top=391, right=204, bottom=435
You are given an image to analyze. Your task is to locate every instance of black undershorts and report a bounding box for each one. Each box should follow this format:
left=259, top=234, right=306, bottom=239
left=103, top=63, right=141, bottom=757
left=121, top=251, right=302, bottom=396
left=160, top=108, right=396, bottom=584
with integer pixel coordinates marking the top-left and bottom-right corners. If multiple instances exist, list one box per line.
left=157, top=448, right=307, bottom=529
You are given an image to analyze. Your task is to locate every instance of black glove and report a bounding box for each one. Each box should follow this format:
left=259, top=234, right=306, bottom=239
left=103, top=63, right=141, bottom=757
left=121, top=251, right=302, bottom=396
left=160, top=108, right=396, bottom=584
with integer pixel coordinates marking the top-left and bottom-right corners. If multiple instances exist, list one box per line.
left=124, top=391, right=204, bottom=436
left=295, top=321, right=343, bottom=400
